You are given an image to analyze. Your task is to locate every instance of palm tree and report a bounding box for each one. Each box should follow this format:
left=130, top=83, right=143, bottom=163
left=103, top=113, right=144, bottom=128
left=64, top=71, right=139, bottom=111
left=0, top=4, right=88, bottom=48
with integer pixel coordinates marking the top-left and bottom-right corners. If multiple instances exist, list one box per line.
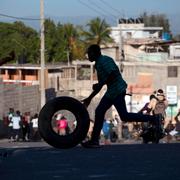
left=53, top=23, right=85, bottom=63
left=83, top=17, right=113, bottom=45
left=62, top=23, right=82, bottom=63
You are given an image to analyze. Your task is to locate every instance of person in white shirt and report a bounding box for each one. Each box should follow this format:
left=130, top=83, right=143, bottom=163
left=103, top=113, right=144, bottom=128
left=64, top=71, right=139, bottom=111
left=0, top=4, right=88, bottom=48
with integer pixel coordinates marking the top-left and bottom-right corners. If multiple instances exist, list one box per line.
left=31, top=113, right=39, bottom=141
left=7, top=108, right=14, bottom=141
left=11, top=111, right=21, bottom=141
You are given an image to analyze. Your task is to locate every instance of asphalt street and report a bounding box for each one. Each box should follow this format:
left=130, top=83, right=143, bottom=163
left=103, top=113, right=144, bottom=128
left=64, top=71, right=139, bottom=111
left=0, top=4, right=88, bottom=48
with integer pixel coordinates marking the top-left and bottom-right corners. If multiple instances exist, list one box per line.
left=0, top=140, right=180, bottom=180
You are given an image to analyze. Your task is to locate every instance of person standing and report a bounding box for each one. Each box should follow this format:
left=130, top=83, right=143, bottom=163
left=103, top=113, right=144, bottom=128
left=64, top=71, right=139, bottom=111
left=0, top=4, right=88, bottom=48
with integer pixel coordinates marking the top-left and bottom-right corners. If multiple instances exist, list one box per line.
left=11, top=111, right=21, bottom=142
left=153, top=89, right=168, bottom=120
left=7, top=108, right=14, bottom=141
left=102, top=119, right=111, bottom=144
left=56, top=115, right=68, bottom=135
left=81, top=44, right=162, bottom=148
left=31, top=113, right=39, bottom=141
left=113, top=114, right=123, bottom=142
left=22, top=112, right=31, bottom=141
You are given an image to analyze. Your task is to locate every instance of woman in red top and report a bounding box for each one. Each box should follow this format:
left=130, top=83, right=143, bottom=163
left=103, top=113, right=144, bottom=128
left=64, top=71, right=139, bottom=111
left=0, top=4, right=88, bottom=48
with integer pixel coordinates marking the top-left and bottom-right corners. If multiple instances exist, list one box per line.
left=56, top=115, right=68, bottom=135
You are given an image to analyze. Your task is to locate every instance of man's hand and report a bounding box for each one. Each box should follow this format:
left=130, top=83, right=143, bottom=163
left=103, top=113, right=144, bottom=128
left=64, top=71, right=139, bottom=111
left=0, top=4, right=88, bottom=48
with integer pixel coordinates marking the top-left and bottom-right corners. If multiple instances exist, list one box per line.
left=81, top=83, right=103, bottom=108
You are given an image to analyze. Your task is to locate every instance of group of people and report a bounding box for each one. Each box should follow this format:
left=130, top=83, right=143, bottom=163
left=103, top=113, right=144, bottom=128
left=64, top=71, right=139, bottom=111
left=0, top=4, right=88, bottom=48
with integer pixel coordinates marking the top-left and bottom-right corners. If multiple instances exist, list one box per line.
left=4, top=108, right=40, bottom=142
left=138, top=89, right=168, bottom=139
left=87, top=86, right=180, bottom=144
left=139, top=89, right=180, bottom=143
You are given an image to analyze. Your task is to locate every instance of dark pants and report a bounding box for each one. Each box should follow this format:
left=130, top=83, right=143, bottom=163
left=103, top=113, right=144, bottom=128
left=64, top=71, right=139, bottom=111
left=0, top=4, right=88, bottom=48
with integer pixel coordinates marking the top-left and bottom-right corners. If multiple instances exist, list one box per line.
left=12, top=129, right=20, bottom=141
left=91, top=91, right=157, bottom=142
left=8, top=126, right=13, bottom=139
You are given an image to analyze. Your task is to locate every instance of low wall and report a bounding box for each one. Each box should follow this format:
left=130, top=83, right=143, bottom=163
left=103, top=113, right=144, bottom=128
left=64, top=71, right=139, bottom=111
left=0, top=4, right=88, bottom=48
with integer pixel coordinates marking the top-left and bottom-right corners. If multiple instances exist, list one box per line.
left=0, top=84, right=40, bottom=118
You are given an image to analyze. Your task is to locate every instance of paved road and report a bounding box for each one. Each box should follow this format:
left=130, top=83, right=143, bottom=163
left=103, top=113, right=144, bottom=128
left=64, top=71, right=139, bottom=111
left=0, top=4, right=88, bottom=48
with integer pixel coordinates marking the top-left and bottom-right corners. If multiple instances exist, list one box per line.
left=0, top=140, right=180, bottom=180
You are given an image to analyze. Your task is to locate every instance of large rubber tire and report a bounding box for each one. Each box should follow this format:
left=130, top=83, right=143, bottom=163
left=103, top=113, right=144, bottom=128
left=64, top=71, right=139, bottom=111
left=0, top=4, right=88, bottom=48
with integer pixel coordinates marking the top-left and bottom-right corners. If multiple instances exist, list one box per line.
left=38, top=96, right=90, bottom=149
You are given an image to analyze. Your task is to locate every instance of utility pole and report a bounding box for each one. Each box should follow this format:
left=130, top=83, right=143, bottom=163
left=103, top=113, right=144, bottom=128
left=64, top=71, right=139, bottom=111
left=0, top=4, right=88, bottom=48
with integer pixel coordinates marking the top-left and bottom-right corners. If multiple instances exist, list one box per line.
left=118, top=21, right=125, bottom=73
left=67, top=50, right=70, bottom=67
left=40, top=0, right=45, bottom=108
left=119, top=26, right=123, bottom=61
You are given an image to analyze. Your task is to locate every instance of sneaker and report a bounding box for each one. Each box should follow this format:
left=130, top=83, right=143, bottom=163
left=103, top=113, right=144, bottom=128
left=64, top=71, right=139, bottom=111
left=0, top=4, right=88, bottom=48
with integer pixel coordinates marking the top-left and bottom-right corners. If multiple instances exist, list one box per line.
left=81, top=140, right=101, bottom=148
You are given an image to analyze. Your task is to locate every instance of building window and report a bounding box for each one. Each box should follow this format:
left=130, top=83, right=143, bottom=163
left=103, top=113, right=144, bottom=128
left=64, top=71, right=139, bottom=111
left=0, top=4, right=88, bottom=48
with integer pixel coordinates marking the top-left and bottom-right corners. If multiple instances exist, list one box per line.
left=126, top=32, right=132, bottom=39
left=22, top=70, right=38, bottom=80
left=0, top=69, right=5, bottom=75
left=77, top=65, right=91, bottom=80
left=22, top=69, right=37, bottom=76
left=9, top=69, right=18, bottom=79
left=168, top=66, right=178, bottom=78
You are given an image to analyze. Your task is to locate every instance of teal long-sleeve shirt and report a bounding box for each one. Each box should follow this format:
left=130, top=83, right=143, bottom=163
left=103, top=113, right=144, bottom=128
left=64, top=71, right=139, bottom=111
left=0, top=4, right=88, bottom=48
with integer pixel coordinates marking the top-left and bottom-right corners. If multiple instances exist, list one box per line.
left=95, top=55, right=127, bottom=100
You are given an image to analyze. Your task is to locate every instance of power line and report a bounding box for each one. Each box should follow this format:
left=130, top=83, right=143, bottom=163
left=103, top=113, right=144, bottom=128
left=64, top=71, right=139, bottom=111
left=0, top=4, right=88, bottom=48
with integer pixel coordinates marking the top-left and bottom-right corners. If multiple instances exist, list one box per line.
left=0, top=13, right=41, bottom=21
left=99, top=0, right=124, bottom=17
left=88, top=0, right=117, bottom=22
left=78, top=0, right=117, bottom=24
left=77, top=0, right=108, bottom=18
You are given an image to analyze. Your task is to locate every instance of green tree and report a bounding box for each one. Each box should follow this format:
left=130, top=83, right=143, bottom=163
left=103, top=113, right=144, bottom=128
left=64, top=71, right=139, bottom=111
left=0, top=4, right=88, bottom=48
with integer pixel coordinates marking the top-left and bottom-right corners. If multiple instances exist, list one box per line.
left=44, top=19, right=59, bottom=63
left=0, top=17, right=116, bottom=64
left=0, top=22, right=16, bottom=59
left=53, top=22, right=67, bottom=62
left=44, top=20, right=84, bottom=63
left=61, top=23, right=83, bottom=63
left=0, top=21, right=39, bottom=63
left=82, top=17, right=113, bottom=45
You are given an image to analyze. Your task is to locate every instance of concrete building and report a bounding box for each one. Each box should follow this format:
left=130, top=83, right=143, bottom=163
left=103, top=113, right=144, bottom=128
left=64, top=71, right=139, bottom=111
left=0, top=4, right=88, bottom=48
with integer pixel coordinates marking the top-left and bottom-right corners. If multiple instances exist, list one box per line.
left=169, top=43, right=180, bottom=59
left=110, top=18, right=163, bottom=43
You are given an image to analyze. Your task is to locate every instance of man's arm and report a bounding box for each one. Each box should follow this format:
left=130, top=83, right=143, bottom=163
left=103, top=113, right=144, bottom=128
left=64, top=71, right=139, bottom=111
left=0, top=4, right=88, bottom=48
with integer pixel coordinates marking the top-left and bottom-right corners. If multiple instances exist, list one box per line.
left=82, top=70, right=117, bottom=107
left=81, top=85, right=102, bottom=108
